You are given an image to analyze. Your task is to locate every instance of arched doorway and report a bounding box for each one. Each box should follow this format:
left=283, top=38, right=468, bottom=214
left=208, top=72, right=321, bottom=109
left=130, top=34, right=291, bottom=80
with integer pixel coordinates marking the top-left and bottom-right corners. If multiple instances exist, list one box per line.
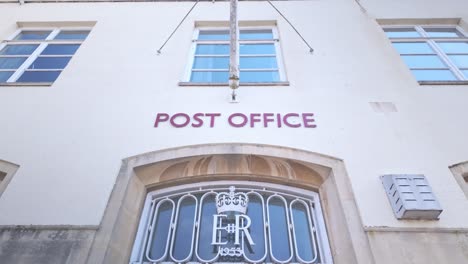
left=85, top=143, right=374, bottom=264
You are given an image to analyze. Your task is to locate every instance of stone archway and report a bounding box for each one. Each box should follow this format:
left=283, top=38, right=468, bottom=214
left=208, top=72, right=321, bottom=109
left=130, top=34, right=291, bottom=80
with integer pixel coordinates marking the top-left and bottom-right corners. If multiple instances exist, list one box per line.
left=449, top=161, right=468, bottom=199
left=85, top=143, right=374, bottom=264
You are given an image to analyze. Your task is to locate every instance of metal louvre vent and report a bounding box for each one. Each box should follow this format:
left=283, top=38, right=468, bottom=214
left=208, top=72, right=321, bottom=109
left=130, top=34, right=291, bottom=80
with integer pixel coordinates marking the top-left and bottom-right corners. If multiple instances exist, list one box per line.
left=381, top=174, right=442, bottom=220
left=130, top=182, right=332, bottom=264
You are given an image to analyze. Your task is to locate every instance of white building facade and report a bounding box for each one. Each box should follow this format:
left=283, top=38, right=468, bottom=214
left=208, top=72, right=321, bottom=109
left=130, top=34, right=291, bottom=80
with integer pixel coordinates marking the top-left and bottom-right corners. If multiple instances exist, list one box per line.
left=0, top=0, right=468, bottom=263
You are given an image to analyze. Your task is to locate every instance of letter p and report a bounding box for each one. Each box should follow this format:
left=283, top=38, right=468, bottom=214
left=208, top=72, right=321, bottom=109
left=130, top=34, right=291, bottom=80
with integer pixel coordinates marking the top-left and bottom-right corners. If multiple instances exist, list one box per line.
left=154, top=113, right=170, bottom=127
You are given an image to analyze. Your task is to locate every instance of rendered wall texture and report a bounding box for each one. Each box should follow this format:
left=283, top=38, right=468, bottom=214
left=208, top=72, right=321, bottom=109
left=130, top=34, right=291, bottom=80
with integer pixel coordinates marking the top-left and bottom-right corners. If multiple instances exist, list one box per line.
left=367, top=230, right=468, bottom=264
left=0, top=0, right=467, bottom=263
left=0, top=0, right=466, bottom=228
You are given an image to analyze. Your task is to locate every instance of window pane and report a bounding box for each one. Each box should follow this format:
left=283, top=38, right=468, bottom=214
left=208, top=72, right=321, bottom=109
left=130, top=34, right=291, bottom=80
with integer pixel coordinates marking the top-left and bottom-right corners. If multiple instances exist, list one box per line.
left=171, top=197, right=196, bottom=261
left=0, top=44, right=39, bottom=55
left=196, top=194, right=217, bottom=261
left=240, top=44, right=276, bottom=55
left=28, top=57, right=71, bottom=69
left=0, top=71, right=14, bottom=82
left=190, top=71, right=228, bottom=82
left=424, top=28, right=463, bottom=38
left=268, top=197, right=291, bottom=262
left=463, top=70, right=468, bottom=79
left=147, top=201, right=174, bottom=261
left=244, top=194, right=266, bottom=262
left=392, top=42, right=433, bottom=54
left=411, top=70, right=457, bottom=81
left=0, top=57, right=26, bottom=69
left=14, top=31, right=52, bottom=40
left=437, top=42, right=468, bottom=53
left=195, top=44, right=229, bottom=55
left=240, top=71, right=279, bottom=82
left=448, top=55, right=468, bottom=68
left=54, top=30, right=90, bottom=40
left=198, top=30, right=229, bottom=40
left=193, top=57, right=229, bottom=69
left=135, top=186, right=328, bottom=264
left=384, top=28, right=420, bottom=38
left=240, top=56, right=277, bottom=69
left=292, top=202, right=315, bottom=262
left=41, top=44, right=80, bottom=55
left=17, top=71, right=61, bottom=82
left=198, top=29, right=274, bottom=40
left=401, top=55, right=446, bottom=68
left=240, top=30, right=273, bottom=40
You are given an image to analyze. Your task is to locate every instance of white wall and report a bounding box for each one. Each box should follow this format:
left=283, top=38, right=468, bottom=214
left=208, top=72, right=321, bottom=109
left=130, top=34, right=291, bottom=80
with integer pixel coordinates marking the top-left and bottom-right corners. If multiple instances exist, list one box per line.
left=0, top=0, right=467, bottom=229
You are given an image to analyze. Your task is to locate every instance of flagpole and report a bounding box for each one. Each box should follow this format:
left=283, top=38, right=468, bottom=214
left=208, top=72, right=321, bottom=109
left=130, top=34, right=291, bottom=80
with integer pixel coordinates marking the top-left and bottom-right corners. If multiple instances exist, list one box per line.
left=229, top=0, right=240, bottom=102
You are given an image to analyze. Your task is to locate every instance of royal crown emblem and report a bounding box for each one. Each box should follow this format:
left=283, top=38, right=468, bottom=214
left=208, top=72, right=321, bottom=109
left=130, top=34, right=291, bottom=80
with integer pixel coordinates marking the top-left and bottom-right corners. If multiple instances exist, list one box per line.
left=215, top=186, right=249, bottom=214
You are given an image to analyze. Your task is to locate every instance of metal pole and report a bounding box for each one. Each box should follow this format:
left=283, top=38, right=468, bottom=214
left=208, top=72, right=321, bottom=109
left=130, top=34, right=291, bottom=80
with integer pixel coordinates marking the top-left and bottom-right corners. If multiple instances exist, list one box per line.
left=229, top=0, right=240, bottom=102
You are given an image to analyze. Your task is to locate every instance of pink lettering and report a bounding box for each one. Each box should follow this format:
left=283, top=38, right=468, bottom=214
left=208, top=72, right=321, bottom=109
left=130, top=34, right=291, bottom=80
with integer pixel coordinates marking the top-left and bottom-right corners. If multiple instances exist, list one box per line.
left=154, top=113, right=169, bottom=127
left=228, top=113, right=248, bottom=128
left=302, top=113, right=317, bottom=128
left=205, top=113, right=221, bottom=127
left=192, top=113, right=204, bottom=128
left=250, top=113, right=261, bottom=128
left=170, top=113, right=190, bottom=128
left=283, top=113, right=301, bottom=128
left=263, top=113, right=274, bottom=127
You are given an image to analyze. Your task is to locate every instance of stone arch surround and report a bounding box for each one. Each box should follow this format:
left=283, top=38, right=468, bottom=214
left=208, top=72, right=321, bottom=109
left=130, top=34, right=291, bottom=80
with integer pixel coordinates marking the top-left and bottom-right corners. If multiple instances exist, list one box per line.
left=85, top=143, right=375, bottom=264
left=450, top=160, right=468, bottom=199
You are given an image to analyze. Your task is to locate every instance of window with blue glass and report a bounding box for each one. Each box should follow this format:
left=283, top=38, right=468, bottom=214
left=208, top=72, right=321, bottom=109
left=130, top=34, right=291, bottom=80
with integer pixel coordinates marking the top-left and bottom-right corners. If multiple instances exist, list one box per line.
left=187, top=27, right=286, bottom=83
left=130, top=183, right=333, bottom=264
left=0, top=28, right=90, bottom=84
left=383, top=26, right=468, bottom=82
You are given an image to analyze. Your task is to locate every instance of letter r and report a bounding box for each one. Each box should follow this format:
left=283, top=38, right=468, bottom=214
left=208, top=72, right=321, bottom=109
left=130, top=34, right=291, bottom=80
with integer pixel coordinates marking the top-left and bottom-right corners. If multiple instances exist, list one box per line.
left=235, top=215, right=255, bottom=246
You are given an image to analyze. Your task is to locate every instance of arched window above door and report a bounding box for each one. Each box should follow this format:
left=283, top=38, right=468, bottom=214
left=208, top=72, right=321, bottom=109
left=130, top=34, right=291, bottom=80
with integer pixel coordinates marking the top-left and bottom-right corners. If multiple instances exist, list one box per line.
left=130, top=181, right=333, bottom=264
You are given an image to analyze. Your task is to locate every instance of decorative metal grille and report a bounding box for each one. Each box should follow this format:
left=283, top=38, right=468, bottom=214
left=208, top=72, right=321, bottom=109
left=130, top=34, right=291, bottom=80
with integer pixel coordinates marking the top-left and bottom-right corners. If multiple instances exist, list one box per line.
left=130, top=182, right=332, bottom=264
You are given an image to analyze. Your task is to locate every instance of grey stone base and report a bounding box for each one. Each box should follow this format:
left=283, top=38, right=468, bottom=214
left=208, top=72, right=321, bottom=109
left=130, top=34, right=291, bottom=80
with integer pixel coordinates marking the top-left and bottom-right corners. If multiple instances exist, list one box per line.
left=0, top=226, right=97, bottom=264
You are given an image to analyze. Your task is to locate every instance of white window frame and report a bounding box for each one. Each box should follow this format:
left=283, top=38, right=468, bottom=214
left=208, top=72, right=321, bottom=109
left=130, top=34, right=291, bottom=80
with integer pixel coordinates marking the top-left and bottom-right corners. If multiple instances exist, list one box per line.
left=130, top=180, right=333, bottom=264
left=181, top=26, right=288, bottom=86
left=383, top=24, right=468, bottom=84
left=0, top=26, right=91, bottom=85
